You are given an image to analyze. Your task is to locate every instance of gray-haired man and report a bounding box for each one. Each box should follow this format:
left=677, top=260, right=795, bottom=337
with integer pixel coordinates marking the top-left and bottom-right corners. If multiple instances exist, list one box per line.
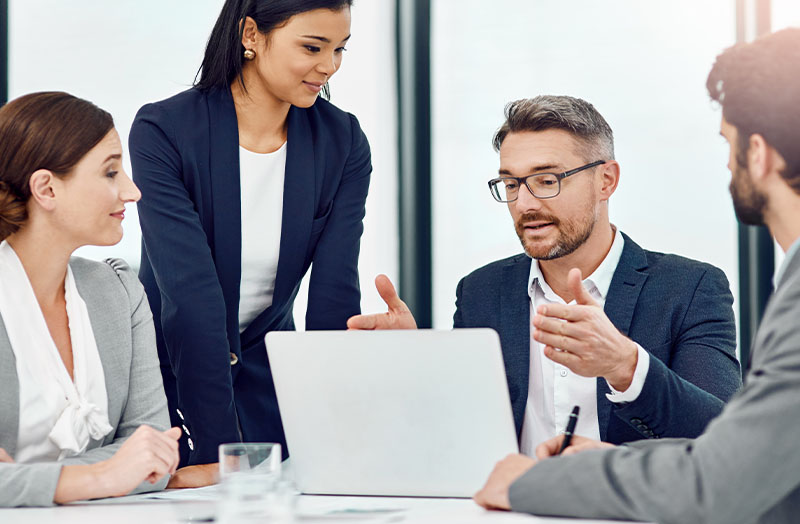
left=475, top=28, right=800, bottom=524
left=349, top=94, right=741, bottom=452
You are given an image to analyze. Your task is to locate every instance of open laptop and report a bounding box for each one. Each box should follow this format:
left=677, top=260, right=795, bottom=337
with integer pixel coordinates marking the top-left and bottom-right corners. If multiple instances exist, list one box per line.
left=265, top=328, right=518, bottom=498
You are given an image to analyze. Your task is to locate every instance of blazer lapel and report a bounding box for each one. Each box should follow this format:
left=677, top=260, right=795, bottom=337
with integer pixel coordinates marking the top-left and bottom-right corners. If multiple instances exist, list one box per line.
left=206, top=88, right=243, bottom=347
left=72, top=261, right=128, bottom=439
left=0, top=315, right=19, bottom=457
left=500, top=255, right=533, bottom=438
left=596, top=233, right=649, bottom=440
left=272, top=106, right=315, bottom=305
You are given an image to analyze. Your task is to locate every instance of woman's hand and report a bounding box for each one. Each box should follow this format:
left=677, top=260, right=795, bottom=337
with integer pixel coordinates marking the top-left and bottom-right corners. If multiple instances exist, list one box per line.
left=94, top=425, right=181, bottom=496
left=166, top=463, right=219, bottom=489
left=54, top=425, right=181, bottom=504
left=0, top=448, right=14, bottom=463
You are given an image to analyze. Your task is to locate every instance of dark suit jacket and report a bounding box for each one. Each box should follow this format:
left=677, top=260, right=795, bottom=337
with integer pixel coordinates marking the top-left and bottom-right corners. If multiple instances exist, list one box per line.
left=128, top=87, right=371, bottom=465
left=453, top=232, right=741, bottom=444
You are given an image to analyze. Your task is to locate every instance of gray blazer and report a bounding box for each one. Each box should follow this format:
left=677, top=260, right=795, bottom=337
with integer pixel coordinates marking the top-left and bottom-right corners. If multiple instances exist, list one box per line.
left=508, top=245, right=800, bottom=524
left=0, top=257, right=171, bottom=507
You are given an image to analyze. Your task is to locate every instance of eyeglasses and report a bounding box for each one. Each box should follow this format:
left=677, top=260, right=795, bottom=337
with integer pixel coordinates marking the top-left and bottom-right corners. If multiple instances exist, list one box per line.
left=487, top=160, right=606, bottom=202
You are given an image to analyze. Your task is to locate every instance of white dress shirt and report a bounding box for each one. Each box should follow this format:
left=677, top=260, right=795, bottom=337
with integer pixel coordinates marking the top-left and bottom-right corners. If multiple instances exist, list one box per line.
left=238, top=143, right=287, bottom=333
left=519, top=229, right=651, bottom=456
left=0, top=241, right=112, bottom=462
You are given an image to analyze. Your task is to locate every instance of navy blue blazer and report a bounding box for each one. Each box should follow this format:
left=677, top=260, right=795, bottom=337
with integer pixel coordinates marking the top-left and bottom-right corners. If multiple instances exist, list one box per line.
left=454, top=233, right=742, bottom=444
left=129, top=87, right=371, bottom=465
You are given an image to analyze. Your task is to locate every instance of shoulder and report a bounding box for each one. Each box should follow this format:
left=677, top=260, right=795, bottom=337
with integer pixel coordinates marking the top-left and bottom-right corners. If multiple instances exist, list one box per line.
left=305, top=97, right=358, bottom=128
left=460, top=253, right=529, bottom=287
left=131, top=87, right=210, bottom=137
left=69, top=257, right=144, bottom=306
left=621, top=233, right=729, bottom=288
left=301, top=98, right=367, bottom=145
left=645, top=251, right=729, bottom=290
left=136, top=87, right=208, bottom=119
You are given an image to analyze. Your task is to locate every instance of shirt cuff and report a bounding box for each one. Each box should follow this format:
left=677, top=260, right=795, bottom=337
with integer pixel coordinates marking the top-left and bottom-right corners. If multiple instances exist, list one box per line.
left=606, top=344, right=650, bottom=403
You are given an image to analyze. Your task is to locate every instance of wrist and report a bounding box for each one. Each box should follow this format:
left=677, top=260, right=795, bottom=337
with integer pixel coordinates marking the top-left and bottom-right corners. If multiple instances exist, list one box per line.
left=89, top=460, right=121, bottom=498
left=607, top=340, right=638, bottom=391
left=54, top=463, right=109, bottom=504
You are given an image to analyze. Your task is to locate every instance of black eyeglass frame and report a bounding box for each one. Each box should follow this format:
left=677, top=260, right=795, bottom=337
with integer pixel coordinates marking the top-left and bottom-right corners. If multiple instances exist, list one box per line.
left=487, top=160, right=606, bottom=202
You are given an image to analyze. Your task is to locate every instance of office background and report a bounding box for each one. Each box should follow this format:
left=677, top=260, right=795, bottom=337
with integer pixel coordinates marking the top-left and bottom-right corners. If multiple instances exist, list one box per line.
left=2, top=0, right=799, bottom=362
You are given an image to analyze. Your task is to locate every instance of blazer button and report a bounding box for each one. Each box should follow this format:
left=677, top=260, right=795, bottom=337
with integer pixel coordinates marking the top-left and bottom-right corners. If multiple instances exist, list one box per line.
left=630, top=418, right=642, bottom=425
left=230, top=352, right=239, bottom=366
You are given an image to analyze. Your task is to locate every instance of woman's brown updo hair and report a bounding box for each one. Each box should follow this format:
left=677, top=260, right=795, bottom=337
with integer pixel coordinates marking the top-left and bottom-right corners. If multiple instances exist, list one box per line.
left=0, top=92, right=114, bottom=241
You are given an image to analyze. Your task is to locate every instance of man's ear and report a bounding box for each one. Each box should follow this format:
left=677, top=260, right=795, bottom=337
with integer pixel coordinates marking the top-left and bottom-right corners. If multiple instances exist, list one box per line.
left=28, top=169, right=58, bottom=211
left=747, top=133, right=771, bottom=183
left=597, top=160, right=620, bottom=202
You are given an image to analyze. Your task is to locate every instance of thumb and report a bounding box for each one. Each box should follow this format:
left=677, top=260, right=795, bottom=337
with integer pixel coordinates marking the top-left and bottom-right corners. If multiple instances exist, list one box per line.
left=347, top=313, right=378, bottom=330
left=164, top=427, right=183, bottom=441
left=568, top=268, right=596, bottom=306
left=375, top=274, right=407, bottom=311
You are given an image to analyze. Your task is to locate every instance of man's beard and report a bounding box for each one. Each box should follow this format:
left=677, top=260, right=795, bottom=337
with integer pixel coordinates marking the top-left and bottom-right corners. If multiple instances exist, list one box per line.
left=729, top=161, right=767, bottom=226
left=514, top=209, right=597, bottom=260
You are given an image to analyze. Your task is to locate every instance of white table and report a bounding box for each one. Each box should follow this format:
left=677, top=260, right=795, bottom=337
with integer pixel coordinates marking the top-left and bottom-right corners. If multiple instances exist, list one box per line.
left=1, top=490, right=645, bottom=524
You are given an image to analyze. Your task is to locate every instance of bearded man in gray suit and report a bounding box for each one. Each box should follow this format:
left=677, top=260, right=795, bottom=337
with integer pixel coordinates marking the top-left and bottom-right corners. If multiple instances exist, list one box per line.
left=474, top=28, right=800, bottom=524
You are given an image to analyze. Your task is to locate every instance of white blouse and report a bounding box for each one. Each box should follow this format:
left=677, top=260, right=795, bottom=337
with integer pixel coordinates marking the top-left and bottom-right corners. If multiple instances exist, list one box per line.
left=0, top=241, right=112, bottom=462
left=238, top=143, right=287, bottom=333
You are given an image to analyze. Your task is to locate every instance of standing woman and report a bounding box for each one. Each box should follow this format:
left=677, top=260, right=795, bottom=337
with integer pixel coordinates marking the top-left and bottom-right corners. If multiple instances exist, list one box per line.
left=129, top=0, right=370, bottom=485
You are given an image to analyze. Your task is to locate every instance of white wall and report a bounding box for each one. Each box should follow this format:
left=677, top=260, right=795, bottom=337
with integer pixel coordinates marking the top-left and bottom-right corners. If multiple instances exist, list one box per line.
left=8, top=0, right=398, bottom=327
left=431, top=0, right=740, bottom=327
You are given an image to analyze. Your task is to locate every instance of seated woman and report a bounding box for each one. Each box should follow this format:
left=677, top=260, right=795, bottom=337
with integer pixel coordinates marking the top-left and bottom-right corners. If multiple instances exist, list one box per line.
left=0, top=92, right=180, bottom=507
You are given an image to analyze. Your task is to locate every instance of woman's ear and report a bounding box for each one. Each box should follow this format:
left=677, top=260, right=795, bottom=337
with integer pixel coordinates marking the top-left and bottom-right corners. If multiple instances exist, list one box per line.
left=241, top=16, right=260, bottom=50
left=28, top=169, right=58, bottom=211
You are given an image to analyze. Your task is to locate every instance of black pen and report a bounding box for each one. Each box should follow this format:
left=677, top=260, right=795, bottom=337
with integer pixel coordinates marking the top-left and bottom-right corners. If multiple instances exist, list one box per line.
left=557, top=405, right=580, bottom=455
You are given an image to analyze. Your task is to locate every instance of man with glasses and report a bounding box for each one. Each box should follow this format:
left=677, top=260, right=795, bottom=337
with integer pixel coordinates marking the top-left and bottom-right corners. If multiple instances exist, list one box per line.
left=474, top=28, right=800, bottom=524
left=348, top=95, right=741, bottom=453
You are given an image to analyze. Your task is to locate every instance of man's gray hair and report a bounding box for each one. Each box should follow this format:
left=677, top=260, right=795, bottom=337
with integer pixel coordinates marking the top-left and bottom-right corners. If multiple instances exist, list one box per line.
left=492, top=95, right=615, bottom=161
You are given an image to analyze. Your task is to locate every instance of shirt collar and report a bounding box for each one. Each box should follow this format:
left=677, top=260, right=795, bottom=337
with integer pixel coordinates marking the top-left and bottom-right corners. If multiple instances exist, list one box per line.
left=774, top=235, right=800, bottom=289
left=527, top=227, right=625, bottom=301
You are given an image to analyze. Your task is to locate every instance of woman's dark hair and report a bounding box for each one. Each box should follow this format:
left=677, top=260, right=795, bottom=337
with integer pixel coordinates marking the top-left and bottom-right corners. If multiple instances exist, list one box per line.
left=0, top=92, right=114, bottom=240
left=195, top=0, right=353, bottom=99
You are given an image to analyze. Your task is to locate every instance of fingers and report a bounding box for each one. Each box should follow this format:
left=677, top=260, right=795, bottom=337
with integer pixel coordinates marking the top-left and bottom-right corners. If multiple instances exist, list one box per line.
left=374, top=274, right=407, bottom=312
left=568, top=268, right=598, bottom=306
left=543, top=345, right=582, bottom=369
left=0, top=448, right=14, bottom=463
left=347, top=313, right=379, bottom=330
left=534, top=314, right=583, bottom=339
left=561, top=440, right=613, bottom=456
left=534, top=435, right=564, bottom=459
left=128, top=425, right=181, bottom=479
left=472, top=489, right=490, bottom=509
left=163, top=427, right=182, bottom=474
left=534, top=327, right=581, bottom=354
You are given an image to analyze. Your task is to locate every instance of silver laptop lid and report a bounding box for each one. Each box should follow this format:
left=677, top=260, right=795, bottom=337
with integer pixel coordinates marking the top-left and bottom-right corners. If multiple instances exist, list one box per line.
left=266, top=328, right=518, bottom=498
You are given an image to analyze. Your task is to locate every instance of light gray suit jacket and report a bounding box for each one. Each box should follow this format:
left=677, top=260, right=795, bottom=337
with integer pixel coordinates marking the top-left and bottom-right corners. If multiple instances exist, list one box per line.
left=509, top=245, right=800, bottom=524
left=0, top=257, right=171, bottom=507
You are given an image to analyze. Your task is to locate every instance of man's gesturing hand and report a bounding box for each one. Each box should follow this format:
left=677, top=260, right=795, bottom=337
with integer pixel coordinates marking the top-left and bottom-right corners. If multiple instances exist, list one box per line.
left=347, top=275, right=418, bottom=330
left=533, top=268, right=639, bottom=391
